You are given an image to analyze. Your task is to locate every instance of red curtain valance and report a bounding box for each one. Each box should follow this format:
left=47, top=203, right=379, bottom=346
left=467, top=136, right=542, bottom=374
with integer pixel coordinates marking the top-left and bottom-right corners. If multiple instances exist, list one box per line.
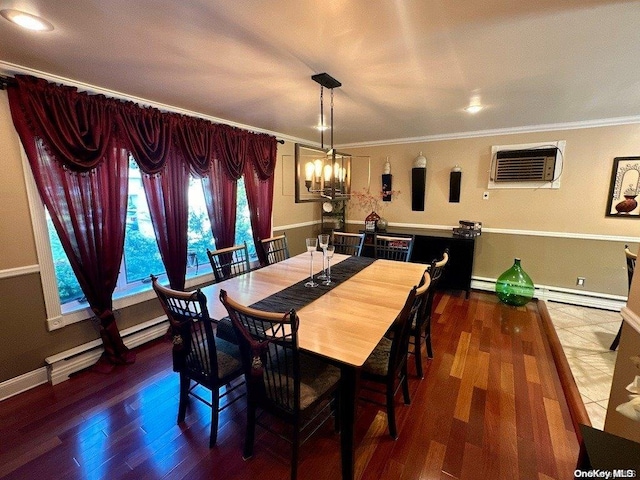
left=9, top=74, right=277, bottom=179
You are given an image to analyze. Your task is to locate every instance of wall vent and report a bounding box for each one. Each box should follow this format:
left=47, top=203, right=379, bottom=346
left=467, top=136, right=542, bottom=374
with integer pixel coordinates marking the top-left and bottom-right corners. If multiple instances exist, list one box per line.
left=489, top=141, right=565, bottom=189
left=494, top=148, right=557, bottom=182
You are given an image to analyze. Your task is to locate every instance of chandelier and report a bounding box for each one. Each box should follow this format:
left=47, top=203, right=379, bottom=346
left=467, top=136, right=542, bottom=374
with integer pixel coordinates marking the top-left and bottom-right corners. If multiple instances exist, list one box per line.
left=294, top=73, right=351, bottom=203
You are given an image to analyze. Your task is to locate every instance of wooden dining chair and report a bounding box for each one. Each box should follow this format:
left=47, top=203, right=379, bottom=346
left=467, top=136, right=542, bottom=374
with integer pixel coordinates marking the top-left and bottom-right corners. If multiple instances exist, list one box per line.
left=207, top=242, right=251, bottom=282
left=332, top=231, right=364, bottom=256
left=219, top=289, right=341, bottom=480
left=259, top=233, right=290, bottom=265
left=374, top=234, right=414, bottom=262
left=151, top=276, right=245, bottom=447
left=610, top=245, right=636, bottom=350
left=411, top=248, right=449, bottom=378
left=360, top=270, right=431, bottom=439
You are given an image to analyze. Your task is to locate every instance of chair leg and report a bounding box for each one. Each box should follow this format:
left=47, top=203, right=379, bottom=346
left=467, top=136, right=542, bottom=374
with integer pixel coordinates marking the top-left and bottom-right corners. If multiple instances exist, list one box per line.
left=291, top=421, right=300, bottom=480
left=610, top=322, right=623, bottom=351
left=414, top=332, right=424, bottom=379
left=333, top=391, right=340, bottom=433
left=386, top=379, right=398, bottom=440
left=243, top=404, right=256, bottom=459
left=401, top=364, right=411, bottom=405
left=177, top=374, right=190, bottom=423
left=425, top=317, right=434, bottom=359
left=209, top=387, right=220, bottom=448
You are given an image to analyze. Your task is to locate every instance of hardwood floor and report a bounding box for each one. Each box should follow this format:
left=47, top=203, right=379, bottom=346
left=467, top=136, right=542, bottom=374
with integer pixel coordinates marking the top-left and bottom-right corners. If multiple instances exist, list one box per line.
left=0, top=291, right=579, bottom=479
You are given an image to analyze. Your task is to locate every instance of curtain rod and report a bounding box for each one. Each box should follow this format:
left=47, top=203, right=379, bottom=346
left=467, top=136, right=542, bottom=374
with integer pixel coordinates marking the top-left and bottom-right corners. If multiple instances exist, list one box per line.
left=0, top=74, right=285, bottom=143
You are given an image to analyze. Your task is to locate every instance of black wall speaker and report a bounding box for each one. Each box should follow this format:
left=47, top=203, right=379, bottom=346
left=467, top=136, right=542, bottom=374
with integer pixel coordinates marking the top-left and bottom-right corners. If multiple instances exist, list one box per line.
left=412, top=168, right=426, bottom=211
left=449, top=170, right=462, bottom=203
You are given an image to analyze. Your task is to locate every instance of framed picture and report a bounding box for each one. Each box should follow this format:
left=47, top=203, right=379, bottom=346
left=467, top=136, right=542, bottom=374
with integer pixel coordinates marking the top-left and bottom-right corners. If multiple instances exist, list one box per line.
left=606, top=157, right=640, bottom=217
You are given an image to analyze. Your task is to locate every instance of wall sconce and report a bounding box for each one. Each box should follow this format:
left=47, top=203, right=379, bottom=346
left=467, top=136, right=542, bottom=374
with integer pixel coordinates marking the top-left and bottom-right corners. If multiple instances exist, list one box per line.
left=382, top=157, right=392, bottom=202
left=449, top=165, right=462, bottom=203
left=412, top=152, right=426, bottom=211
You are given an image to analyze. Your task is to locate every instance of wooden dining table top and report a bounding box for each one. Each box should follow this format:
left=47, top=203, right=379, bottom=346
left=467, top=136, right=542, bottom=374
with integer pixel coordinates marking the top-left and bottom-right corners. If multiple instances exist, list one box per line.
left=201, top=253, right=427, bottom=367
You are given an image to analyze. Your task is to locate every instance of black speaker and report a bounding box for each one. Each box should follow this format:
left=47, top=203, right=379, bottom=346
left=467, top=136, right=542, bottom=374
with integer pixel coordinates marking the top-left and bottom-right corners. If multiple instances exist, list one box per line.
left=412, top=168, right=425, bottom=211
left=449, top=170, right=462, bottom=203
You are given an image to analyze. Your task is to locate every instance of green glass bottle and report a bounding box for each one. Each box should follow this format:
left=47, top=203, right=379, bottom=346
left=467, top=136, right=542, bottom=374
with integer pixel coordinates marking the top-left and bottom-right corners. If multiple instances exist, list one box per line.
left=495, top=258, right=534, bottom=306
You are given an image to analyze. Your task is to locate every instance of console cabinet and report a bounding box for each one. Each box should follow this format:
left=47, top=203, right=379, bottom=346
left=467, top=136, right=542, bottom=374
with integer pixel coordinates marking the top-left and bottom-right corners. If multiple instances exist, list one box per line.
left=361, top=229, right=476, bottom=297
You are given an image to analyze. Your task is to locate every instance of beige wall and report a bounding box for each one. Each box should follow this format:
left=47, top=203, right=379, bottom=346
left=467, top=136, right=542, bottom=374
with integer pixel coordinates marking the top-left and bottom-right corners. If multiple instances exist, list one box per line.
left=342, top=126, right=640, bottom=295
left=2, top=82, right=640, bottom=384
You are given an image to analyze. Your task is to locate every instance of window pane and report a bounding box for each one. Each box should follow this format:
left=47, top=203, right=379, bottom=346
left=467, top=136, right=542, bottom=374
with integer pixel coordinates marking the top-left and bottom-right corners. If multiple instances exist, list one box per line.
left=124, top=161, right=165, bottom=283
left=187, top=179, right=215, bottom=277
left=236, top=177, right=257, bottom=259
left=46, top=212, right=84, bottom=304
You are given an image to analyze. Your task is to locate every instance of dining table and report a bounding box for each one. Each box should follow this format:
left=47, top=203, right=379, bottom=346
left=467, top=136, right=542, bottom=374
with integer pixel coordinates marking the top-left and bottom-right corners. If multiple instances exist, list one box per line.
left=201, top=252, right=428, bottom=480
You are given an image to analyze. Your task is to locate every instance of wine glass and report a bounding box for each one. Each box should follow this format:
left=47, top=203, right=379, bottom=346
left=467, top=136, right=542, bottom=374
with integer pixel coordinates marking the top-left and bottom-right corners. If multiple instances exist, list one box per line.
left=322, top=245, right=335, bottom=286
left=318, top=234, right=330, bottom=279
left=305, top=237, right=318, bottom=287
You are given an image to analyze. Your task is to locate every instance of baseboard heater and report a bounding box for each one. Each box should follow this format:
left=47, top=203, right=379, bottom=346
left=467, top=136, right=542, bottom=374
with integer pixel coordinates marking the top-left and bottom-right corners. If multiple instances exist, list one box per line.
left=471, top=278, right=625, bottom=312
left=45, top=315, right=169, bottom=385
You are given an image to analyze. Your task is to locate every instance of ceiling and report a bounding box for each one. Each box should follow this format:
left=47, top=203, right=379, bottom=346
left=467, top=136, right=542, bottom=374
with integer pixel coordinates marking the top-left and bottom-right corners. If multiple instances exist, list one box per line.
left=1, top=0, right=639, bottom=146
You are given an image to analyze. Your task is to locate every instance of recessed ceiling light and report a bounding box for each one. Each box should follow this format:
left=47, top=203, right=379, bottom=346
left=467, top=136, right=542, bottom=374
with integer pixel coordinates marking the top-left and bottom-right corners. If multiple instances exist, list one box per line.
left=464, top=104, right=483, bottom=114
left=1, top=9, right=54, bottom=31
left=464, top=95, right=483, bottom=114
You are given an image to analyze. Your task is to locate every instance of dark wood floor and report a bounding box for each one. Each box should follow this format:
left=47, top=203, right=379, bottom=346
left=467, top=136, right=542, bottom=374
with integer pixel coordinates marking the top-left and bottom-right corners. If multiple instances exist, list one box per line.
left=0, top=291, right=579, bottom=479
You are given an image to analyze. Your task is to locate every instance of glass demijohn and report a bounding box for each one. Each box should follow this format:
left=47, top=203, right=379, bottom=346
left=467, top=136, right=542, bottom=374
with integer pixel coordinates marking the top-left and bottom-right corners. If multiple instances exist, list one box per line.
left=495, top=258, right=534, bottom=306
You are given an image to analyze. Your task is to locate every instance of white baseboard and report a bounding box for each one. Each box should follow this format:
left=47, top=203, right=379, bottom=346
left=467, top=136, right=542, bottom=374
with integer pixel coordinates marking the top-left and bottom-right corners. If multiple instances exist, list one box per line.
left=471, top=277, right=626, bottom=311
left=45, top=315, right=169, bottom=385
left=0, top=315, right=170, bottom=401
left=0, top=367, right=48, bottom=402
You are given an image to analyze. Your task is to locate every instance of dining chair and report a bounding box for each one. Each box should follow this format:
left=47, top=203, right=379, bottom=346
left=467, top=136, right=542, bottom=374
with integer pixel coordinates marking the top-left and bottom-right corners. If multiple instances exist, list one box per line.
left=332, top=231, right=364, bottom=256
left=411, top=248, right=449, bottom=378
left=218, top=289, right=341, bottom=480
left=259, top=233, right=290, bottom=265
left=360, top=270, right=431, bottom=439
left=374, top=234, right=414, bottom=262
left=610, top=245, right=636, bottom=350
left=151, top=276, right=245, bottom=447
left=207, top=242, right=251, bottom=282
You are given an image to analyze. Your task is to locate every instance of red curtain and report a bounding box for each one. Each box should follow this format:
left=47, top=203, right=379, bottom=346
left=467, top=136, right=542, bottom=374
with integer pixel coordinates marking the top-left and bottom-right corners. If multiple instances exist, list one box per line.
left=244, top=134, right=278, bottom=266
left=7, top=74, right=278, bottom=371
left=119, top=107, right=190, bottom=290
left=7, top=76, right=135, bottom=370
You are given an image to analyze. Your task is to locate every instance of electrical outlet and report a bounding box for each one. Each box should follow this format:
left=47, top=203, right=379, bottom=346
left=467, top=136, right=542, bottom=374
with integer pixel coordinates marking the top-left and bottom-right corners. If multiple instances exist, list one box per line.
left=483, top=191, right=489, bottom=200
left=577, top=277, right=585, bottom=286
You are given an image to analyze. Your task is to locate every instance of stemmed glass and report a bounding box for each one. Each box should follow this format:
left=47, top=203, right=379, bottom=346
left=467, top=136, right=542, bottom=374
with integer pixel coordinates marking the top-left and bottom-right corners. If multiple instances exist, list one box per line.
left=305, top=237, right=318, bottom=287
left=322, top=245, right=335, bottom=286
left=317, top=234, right=330, bottom=279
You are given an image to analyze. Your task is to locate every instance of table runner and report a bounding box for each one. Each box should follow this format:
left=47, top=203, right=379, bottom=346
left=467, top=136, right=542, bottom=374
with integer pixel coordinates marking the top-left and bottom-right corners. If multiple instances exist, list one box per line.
left=216, top=255, right=376, bottom=342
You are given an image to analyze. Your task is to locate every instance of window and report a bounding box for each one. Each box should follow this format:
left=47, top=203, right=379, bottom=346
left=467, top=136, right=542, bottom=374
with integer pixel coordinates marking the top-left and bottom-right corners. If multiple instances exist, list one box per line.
left=47, top=159, right=256, bottom=312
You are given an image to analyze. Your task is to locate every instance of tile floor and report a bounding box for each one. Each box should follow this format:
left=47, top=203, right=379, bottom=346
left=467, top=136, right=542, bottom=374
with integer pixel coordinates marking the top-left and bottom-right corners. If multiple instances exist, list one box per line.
left=546, top=300, right=622, bottom=430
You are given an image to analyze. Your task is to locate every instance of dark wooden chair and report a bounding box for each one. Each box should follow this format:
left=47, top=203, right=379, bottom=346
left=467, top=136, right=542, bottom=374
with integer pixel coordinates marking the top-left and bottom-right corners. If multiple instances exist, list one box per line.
left=374, top=234, right=414, bottom=262
left=610, top=245, right=636, bottom=350
left=332, top=231, right=364, bottom=256
left=151, top=276, right=245, bottom=447
left=219, top=289, right=341, bottom=480
left=411, top=248, right=449, bottom=378
left=360, top=270, right=431, bottom=439
left=207, top=242, right=251, bottom=282
left=259, top=233, right=290, bottom=265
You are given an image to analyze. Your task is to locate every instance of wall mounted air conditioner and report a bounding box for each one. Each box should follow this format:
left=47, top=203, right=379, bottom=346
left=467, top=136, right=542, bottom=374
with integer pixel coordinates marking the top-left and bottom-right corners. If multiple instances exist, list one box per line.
left=489, top=140, right=565, bottom=189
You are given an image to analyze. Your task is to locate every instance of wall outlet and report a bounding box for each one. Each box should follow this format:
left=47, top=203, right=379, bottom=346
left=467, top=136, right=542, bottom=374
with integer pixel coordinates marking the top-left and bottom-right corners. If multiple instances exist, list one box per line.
left=483, top=191, right=489, bottom=200
left=576, top=277, right=585, bottom=286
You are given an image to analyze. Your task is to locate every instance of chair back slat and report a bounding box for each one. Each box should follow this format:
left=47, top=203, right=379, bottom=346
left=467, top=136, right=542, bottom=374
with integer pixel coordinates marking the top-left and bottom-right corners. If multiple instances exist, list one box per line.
left=374, top=234, right=414, bottom=262
left=207, top=242, right=251, bottom=282
left=388, top=271, right=431, bottom=375
left=332, top=232, right=364, bottom=256
left=260, top=234, right=290, bottom=265
left=219, top=290, right=300, bottom=415
left=152, top=278, right=217, bottom=382
left=625, top=244, right=637, bottom=292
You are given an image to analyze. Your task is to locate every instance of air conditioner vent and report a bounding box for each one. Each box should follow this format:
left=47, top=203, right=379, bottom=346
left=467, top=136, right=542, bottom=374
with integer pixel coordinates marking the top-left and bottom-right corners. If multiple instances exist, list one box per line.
left=494, top=148, right=558, bottom=182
